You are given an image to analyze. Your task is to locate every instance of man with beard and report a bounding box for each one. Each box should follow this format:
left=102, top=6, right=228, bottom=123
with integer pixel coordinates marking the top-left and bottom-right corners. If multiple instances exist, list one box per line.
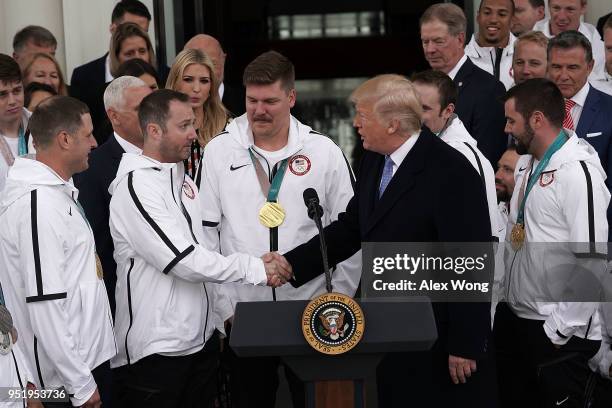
left=495, top=78, right=608, bottom=408
left=495, top=145, right=520, bottom=236
left=465, top=0, right=517, bottom=89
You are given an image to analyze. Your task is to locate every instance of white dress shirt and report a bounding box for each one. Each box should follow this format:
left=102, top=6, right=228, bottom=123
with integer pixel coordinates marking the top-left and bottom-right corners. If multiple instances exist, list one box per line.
left=388, top=132, right=420, bottom=177
left=567, top=82, right=590, bottom=129
left=447, top=54, right=468, bottom=81
left=114, top=132, right=142, bottom=155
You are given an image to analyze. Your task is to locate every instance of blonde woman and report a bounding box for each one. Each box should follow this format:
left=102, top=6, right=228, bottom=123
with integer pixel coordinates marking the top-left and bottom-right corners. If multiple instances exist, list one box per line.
left=109, top=22, right=157, bottom=77
left=22, top=52, right=68, bottom=95
left=166, top=48, right=229, bottom=180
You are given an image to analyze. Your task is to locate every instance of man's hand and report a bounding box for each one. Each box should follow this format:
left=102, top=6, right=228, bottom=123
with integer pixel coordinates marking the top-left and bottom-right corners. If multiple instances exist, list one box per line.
left=81, top=388, right=101, bottom=408
left=448, top=354, right=477, bottom=384
left=262, top=252, right=293, bottom=287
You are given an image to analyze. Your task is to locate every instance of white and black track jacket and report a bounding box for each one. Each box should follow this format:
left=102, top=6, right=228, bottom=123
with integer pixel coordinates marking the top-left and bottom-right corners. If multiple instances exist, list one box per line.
left=199, top=114, right=361, bottom=313
left=504, top=133, right=610, bottom=344
left=0, top=158, right=116, bottom=407
left=109, top=154, right=267, bottom=367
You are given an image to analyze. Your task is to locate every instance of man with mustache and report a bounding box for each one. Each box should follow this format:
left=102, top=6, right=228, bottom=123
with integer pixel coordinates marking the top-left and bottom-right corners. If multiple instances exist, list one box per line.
left=495, top=145, right=520, bottom=229
left=465, top=0, right=517, bottom=89
left=199, top=51, right=360, bottom=407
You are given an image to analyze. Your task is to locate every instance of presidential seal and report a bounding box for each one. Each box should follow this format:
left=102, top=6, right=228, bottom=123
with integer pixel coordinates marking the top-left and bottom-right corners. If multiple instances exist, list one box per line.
left=302, top=292, right=364, bottom=355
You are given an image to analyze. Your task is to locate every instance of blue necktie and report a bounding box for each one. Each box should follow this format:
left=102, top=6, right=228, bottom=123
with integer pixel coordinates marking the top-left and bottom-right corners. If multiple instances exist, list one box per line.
left=379, top=155, right=394, bottom=198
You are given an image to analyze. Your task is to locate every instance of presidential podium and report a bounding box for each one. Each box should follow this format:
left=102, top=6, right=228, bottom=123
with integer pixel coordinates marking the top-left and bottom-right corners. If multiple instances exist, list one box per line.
left=230, top=297, right=437, bottom=408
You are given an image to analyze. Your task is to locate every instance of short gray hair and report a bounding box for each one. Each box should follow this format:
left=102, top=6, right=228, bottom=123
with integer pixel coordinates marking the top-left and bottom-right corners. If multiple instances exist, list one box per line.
left=547, top=30, right=593, bottom=63
left=420, top=3, right=467, bottom=37
left=104, top=75, right=147, bottom=111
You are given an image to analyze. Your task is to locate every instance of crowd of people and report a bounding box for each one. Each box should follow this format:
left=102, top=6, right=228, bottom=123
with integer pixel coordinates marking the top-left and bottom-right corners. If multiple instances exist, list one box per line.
left=1, top=0, right=612, bottom=407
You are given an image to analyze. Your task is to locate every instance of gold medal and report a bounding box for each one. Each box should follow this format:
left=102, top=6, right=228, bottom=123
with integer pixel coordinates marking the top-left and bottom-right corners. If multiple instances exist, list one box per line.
left=95, top=253, right=104, bottom=280
left=511, top=223, right=525, bottom=250
left=259, top=202, right=285, bottom=228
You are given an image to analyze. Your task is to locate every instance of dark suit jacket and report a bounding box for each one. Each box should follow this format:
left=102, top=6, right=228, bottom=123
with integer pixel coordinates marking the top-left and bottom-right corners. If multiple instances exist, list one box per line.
left=575, top=85, right=612, bottom=240
left=454, top=57, right=508, bottom=166
left=70, top=54, right=110, bottom=145
left=74, top=135, right=124, bottom=317
left=285, top=129, right=492, bottom=359
left=222, top=83, right=246, bottom=118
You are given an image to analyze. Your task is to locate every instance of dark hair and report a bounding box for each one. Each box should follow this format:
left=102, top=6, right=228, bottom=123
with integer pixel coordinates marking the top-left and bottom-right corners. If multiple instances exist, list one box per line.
left=24, top=82, right=57, bottom=108
left=420, top=3, right=467, bottom=36
left=29, top=96, right=90, bottom=149
left=116, top=58, right=160, bottom=85
left=528, top=0, right=545, bottom=8
left=604, top=14, right=612, bottom=32
left=138, top=89, right=189, bottom=134
left=111, top=0, right=151, bottom=24
left=411, top=70, right=458, bottom=110
left=478, top=0, right=515, bottom=14
left=12, top=25, right=57, bottom=53
left=502, top=78, right=564, bottom=129
left=109, top=23, right=156, bottom=77
left=547, top=30, right=593, bottom=63
left=0, top=54, right=21, bottom=84
left=243, top=51, right=295, bottom=91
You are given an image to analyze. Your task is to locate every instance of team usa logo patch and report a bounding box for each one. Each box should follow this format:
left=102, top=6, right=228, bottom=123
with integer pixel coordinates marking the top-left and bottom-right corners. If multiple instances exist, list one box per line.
left=182, top=182, right=195, bottom=199
left=539, top=171, right=555, bottom=187
left=302, top=292, right=365, bottom=355
left=289, top=155, right=311, bottom=176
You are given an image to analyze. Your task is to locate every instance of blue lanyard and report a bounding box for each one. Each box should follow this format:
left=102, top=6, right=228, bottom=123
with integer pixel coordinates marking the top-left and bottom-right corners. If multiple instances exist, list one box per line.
left=517, top=130, right=568, bottom=224
left=17, top=126, right=27, bottom=156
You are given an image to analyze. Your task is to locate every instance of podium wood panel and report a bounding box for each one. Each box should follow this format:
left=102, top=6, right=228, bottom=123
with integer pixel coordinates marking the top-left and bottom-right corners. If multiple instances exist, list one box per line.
left=315, top=381, right=354, bottom=408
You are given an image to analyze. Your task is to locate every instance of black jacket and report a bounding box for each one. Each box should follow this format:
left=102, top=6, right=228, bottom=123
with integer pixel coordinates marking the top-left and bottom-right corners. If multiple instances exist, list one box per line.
left=285, top=129, right=492, bottom=359
left=453, top=57, right=508, bottom=165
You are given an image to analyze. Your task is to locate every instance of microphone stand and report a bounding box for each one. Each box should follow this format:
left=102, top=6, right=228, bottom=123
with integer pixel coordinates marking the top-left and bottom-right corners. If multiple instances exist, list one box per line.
left=309, top=203, right=333, bottom=293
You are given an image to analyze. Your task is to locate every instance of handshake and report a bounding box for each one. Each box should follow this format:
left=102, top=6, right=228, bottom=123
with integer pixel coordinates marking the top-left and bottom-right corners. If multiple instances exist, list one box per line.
left=261, top=252, right=293, bottom=287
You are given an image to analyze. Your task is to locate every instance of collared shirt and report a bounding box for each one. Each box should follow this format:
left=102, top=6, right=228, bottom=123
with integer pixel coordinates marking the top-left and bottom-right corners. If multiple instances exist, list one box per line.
left=591, top=69, right=612, bottom=96
left=447, top=54, right=468, bottom=80
left=388, top=132, right=420, bottom=176
left=464, top=33, right=516, bottom=90
left=114, top=132, right=142, bottom=155
left=567, top=82, right=590, bottom=129
left=104, top=55, right=114, bottom=84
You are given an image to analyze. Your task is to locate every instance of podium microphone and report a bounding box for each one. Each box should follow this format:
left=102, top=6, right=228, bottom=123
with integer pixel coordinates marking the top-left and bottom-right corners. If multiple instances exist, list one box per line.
left=303, top=188, right=332, bottom=293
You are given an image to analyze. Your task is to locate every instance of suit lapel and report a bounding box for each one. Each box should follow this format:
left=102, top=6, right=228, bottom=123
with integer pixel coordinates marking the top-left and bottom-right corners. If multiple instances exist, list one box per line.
left=363, top=132, right=429, bottom=234
left=453, top=57, right=473, bottom=95
left=576, top=88, right=600, bottom=137
left=108, top=135, right=126, bottom=173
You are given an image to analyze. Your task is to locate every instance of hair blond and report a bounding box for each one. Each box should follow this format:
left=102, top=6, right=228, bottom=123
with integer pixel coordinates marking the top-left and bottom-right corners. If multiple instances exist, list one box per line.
left=350, top=74, right=422, bottom=135
left=22, top=52, right=68, bottom=96
left=166, top=48, right=227, bottom=146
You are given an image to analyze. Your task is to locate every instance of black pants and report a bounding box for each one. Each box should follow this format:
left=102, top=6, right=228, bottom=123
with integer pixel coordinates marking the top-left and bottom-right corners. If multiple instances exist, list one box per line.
left=226, top=343, right=305, bottom=408
left=114, top=346, right=218, bottom=408
left=494, top=302, right=600, bottom=408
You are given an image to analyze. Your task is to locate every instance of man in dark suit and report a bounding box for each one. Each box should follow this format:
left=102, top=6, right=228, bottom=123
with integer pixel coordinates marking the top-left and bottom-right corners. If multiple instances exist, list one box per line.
left=547, top=30, right=612, bottom=240
left=183, top=34, right=246, bottom=117
left=280, top=74, right=494, bottom=407
left=74, top=76, right=151, bottom=317
left=70, top=0, right=151, bottom=145
left=420, top=3, right=508, bottom=165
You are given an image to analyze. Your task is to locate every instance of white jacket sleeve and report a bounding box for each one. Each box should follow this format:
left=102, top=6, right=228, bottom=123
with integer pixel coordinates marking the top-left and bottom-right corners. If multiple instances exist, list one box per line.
left=322, top=143, right=362, bottom=297
left=112, top=171, right=266, bottom=285
left=17, top=203, right=96, bottom=406
left=543, top=163, right=609, bottom=344
left=199, top=147, right=222, bottom=254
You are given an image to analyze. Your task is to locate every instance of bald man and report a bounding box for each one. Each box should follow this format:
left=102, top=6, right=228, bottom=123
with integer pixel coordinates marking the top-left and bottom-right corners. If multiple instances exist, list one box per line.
left=184, top=34, right=246, bottom=116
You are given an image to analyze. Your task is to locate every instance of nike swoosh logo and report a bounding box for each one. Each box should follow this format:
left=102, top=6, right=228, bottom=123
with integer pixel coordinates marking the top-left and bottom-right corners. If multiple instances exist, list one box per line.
left=230, top=164, right=249, bottom=171
left=556, top=396, right=569, bottom=406
left=68, top=207, right=72, bottom=216
left=519, top=166, right=527, bottom=172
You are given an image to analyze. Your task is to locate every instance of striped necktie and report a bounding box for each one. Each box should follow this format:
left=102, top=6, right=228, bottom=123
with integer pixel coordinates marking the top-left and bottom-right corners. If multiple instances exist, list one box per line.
left=563, top=99, right=576, bottom=130
left=379, top=155, right=394, bottom=198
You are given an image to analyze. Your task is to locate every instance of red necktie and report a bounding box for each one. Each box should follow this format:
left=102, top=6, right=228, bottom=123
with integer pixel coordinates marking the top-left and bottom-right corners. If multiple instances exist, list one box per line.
left=563, top=99, right=576, bottom=130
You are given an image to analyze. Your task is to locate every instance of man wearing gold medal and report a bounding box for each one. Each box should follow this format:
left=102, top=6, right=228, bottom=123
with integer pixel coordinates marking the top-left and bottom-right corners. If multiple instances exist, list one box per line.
left=495, top=78, right=609, bottom=407
left=199, top=51, right=361, bottom=407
